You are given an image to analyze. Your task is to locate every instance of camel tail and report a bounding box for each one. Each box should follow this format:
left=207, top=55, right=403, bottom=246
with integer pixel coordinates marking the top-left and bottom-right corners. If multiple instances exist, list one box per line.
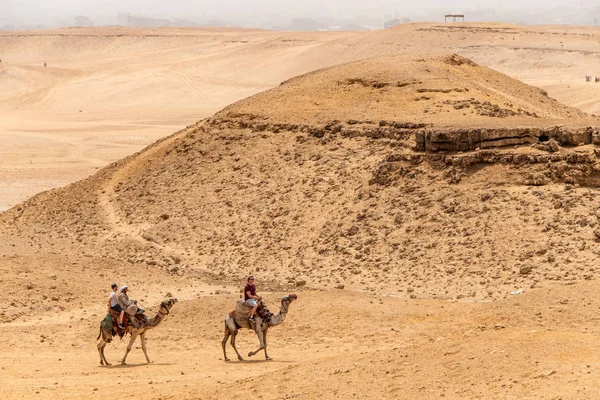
left=97, top=326, right=102, bottom=341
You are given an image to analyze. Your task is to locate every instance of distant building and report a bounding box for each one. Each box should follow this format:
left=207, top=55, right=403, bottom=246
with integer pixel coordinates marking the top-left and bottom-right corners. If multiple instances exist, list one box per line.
left=170, top=19, right=200, bottom=28
left=117, top=13, right=131, bottom=26
left=127, top=16, right=170, bottom=28
left=384, top=17, right=410, bottom=29
left=444, top=14, right=465, bottom=23
left=73, top=16, right=94, bottom=27
left=341, top=23, right=372, bottom=31
left=290, top=18, right=328, bottom=31
left=117, top=15, right=199, bottom=28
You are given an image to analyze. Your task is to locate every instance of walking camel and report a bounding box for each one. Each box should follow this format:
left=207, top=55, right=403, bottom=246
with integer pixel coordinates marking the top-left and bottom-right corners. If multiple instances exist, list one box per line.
left=222, top=294, right=297, bottom=361
left=97, top=298, right=178, bottom=365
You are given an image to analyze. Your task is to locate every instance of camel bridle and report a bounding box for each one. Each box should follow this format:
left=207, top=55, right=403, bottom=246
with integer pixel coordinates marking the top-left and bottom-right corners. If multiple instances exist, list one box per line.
left=158, top=302, right=170, bottom=316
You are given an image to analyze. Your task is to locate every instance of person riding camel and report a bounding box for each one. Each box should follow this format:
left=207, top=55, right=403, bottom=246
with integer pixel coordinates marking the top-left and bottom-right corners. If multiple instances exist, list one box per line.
left=108, top=283, right=126, bottom=329
left=244, top=276, right=260, bottom=322
left=117, top=285, right=138, bottom=326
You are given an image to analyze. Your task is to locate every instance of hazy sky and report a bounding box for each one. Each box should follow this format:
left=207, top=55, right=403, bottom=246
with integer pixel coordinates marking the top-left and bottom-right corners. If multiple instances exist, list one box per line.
left=3, top=0, right=598, bottom=27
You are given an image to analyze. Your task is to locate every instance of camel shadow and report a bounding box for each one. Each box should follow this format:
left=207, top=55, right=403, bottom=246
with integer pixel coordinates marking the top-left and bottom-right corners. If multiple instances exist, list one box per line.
left=99, top=362, right=175, bottom=369
left=223, top=359, right=293, bottom=364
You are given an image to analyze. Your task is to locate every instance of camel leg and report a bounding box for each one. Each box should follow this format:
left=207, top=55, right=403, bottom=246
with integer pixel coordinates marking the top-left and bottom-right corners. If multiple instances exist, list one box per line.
left=140, top=333, right=152, bottom=364
left=222, top=329, right=231, bottom=361
left=248, top=330, right=265, bottom=358
left=97, top=330, right=111, bottom=366
left=101, top=340, right=111, bottom=366
left=230, top=332, right=244, bottom=361
left=121, top=331, right=138, bottom=365
left=263, top=329, right=272, bottom=361
left=97, top=339, right=107, bottom=365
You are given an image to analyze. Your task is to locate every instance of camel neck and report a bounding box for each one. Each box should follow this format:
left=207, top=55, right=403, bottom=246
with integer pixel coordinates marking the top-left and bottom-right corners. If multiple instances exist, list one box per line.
left=147, top=311, right=166, bottom=328
left=280, top=300, right=290, bottom=315
left=269, top=300, right=290, bottom=326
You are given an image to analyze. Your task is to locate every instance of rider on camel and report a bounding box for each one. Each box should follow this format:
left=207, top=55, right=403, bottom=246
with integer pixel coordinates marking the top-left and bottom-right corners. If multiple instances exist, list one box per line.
left=244, top=276, right=260, bottom=322
left=108, top=283, right=126, bottom=329
left=117, top=285, right=138, bottom=326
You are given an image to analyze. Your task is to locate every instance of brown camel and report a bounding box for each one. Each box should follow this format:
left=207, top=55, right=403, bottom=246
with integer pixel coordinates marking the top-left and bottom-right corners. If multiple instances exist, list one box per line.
left=97, top=298, right=178, bottom=365
left=222, top=294, right=297, bottom=361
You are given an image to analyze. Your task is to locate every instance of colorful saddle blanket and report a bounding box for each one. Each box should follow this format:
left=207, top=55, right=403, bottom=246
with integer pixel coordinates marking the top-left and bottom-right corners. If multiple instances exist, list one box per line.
left=230, top=299, right=273, bottom=326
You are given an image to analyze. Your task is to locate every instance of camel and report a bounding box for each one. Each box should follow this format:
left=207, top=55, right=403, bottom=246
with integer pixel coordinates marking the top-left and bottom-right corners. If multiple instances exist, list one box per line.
left=222, top=294, right=297, bottom=361
left=97, top=298, right=178, bottom=366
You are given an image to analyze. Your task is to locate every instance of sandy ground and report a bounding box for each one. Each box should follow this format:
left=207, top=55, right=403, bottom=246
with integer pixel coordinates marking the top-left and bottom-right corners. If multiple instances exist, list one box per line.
left=4, top=285, right=600, bottom=399
left=2, top=24, right=600, bottom=209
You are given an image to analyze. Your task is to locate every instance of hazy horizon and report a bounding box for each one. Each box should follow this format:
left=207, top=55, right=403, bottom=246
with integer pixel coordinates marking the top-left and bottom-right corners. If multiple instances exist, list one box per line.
left=3, top=0, right=600, bottom=29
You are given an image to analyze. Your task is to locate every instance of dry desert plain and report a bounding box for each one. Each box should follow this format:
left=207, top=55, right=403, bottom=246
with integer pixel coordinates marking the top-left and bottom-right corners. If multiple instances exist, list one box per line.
left=2, top=23, right=600, bottom=399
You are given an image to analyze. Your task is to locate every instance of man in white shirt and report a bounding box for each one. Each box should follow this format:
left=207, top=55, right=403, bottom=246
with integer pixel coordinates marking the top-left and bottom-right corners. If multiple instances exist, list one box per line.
left=108, top=283, right=125, bottom=329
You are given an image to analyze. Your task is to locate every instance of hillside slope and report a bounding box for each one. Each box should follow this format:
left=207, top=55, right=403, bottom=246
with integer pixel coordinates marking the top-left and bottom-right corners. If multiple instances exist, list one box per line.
left=2, top=54, right=599, bottom=305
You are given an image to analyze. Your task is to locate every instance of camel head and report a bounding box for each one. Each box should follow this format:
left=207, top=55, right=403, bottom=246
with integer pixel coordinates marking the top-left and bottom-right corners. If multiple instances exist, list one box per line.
left=160, top=298, right=178, bottom=314
left=282, top=294, right=297, bottom=303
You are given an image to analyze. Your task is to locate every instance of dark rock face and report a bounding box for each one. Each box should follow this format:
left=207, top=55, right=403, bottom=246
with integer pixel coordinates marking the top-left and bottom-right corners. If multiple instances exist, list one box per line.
left=415, top=127, right=598, bottom=152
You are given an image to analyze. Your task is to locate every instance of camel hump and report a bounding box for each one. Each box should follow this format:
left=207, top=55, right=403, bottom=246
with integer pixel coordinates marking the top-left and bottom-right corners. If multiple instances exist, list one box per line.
left=235, top=299, right=253, bottom=317
left=232, top=299, right=253, bottom=326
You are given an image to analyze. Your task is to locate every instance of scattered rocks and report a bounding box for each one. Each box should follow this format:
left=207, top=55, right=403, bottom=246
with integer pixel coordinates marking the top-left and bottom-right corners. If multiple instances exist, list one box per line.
left=346, top=225, right=359, bottom=236
left=534, top=370, right=557, bottom=379
left=519, top=266, right=533, bottom=275
left=532, top=139, right=560, bottom=153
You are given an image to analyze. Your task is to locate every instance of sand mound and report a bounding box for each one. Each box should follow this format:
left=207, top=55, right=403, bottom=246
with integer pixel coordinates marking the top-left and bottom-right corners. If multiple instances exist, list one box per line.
left=219, top=54, right=591, bottom=127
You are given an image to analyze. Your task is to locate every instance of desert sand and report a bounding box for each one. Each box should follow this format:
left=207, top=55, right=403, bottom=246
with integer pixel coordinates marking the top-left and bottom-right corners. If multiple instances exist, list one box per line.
left=2, top=23, right=600, bottom=400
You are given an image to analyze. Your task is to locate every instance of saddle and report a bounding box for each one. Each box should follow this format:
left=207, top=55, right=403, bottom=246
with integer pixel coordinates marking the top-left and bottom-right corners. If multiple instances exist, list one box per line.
left=230, top=299, right=274, bottom=326
left=256, top=304, right=273, bottom=322
left=108, top=310, right=122, bottom=336
left=131, top=313, right=149, bottom=327
left=108, top=308, right=148, bottom=336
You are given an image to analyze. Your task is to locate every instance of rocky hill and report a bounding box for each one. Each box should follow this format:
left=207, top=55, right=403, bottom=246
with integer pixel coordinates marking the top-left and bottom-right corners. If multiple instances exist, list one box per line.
left=2, top=54, right=600, bottom=307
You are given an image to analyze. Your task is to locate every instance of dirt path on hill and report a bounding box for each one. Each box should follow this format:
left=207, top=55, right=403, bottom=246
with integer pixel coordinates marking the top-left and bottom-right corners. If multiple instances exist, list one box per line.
left=98, top=130, right=189, bottom=250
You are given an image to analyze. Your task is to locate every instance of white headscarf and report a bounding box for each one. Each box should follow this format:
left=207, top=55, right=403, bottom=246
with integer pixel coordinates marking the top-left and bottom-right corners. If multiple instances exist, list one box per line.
left=119, top=285, right=128, bottom=292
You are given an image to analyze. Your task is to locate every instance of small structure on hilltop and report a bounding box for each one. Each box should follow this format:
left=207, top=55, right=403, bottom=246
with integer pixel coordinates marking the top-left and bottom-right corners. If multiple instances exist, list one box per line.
left=445, top=14, right=465, bottom=22
left=384, top=16, right=411, bottom=29
left=73, top=16, right=94, bottom=27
